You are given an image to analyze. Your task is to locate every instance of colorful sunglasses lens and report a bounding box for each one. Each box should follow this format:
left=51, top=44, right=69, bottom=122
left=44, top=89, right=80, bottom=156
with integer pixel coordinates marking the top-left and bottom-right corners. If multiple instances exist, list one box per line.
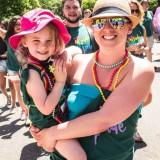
left=92, top=19, right=106, bottom=29
left=110, top=18, right=125, bottom=29
left=92, top=17, right=126, bottom=30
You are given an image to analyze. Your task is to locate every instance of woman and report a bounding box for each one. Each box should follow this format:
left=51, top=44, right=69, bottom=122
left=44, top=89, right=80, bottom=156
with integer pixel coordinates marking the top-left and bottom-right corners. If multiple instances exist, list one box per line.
left=0, top=20, right=11, bottom=106
left=128, top=0, right=152, bottom=143
left=0, top=16, right=29, bottom=125
left=30, top=0, right=154, bottom=159
left=127, top=0, right=149, bottom=58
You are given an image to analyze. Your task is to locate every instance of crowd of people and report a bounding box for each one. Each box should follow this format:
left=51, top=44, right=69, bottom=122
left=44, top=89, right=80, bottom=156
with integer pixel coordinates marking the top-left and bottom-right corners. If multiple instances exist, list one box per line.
left=0, top=0, right=158, bottom=159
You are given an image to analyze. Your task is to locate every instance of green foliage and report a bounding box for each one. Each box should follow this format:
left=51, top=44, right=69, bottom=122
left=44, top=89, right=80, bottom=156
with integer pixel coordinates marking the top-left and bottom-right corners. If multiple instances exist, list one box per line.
left=82, top=0, right=96, bottom=12
left=0, top=0, right=97, bottom=21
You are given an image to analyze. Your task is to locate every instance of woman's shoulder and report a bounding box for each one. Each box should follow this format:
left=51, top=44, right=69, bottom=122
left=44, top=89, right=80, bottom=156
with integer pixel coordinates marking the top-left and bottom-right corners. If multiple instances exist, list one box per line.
left=73, top=53, right=93, bottom=62
left=130, top=56, right=154, bottom=74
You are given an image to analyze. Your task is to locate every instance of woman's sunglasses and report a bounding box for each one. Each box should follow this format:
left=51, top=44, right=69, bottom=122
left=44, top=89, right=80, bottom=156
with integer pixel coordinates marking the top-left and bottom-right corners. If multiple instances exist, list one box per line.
left=131, top=9, right=139, bottom=13
left=92, top=17, right=131, bottom=30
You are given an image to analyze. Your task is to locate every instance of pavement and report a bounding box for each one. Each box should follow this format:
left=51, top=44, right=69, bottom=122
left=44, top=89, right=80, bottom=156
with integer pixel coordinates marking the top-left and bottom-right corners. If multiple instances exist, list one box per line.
left=0, top=42, right=160, bottom=160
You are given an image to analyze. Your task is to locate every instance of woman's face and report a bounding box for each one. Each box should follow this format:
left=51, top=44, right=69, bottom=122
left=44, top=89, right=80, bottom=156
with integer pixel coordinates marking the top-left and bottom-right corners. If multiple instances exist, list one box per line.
left=92, top=17, right=132, bottom=49
left=22, top=26, right=56, bottom=61
left=14, top=19, right=21, bottom=34
left=130, top=3, right=139, bottom=17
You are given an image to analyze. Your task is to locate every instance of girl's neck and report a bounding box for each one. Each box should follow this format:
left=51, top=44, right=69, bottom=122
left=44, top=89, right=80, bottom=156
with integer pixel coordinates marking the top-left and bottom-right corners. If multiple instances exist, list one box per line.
left=28, top=54, right=50, bottom=64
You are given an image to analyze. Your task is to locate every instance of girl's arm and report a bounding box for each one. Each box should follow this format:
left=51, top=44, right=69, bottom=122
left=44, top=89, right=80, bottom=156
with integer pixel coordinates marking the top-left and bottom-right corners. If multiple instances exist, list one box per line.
left=26, top=59, right=66, bottom=115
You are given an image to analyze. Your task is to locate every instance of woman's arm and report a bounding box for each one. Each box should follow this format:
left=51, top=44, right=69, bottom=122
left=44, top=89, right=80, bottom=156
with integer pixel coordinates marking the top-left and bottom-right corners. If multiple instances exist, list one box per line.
left=35, top=59, right=154, bottom=152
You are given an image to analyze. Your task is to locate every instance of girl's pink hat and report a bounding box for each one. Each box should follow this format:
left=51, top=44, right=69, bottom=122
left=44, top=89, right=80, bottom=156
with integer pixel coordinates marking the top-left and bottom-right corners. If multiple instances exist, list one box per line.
left=9, top=8, right=71, bottom=50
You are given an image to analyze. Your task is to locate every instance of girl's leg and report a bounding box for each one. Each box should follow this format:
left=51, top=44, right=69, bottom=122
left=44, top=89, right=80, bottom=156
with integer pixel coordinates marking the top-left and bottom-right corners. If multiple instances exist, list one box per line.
left=55, top=139, right=87, bottom=160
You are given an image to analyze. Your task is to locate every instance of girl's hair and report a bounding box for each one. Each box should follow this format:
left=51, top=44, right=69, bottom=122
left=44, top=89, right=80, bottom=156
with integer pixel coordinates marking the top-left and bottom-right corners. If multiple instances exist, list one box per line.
left=8, top=15, right=21, bottom=38
left=129, top=0, right=144, bottom=22
left=17, top=22, right=65, bottom=64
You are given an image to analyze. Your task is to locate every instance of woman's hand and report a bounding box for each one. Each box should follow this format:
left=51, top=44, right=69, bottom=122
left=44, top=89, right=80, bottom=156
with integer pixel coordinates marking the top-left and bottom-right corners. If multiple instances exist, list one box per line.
left=36, top=127, right=57, bottom=153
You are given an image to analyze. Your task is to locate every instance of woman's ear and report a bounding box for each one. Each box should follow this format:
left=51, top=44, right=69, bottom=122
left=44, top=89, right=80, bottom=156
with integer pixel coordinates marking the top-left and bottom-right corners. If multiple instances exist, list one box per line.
left=128, top=24, right=133, bottom=34
left=21, top=37, right=28, bottom=47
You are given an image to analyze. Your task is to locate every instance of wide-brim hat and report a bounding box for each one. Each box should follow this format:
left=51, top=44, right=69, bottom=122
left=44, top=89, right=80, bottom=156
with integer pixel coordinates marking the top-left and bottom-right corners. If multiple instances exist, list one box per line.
left=82, top=0, right=140, bottom=29
left=140, top=0, right=148, bottom=4
left=9, top=9, right=71, bottom=50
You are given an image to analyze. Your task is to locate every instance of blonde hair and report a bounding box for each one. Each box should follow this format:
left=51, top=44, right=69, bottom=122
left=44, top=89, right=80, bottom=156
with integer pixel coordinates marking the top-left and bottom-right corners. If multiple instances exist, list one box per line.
left=129, top=0, right=144, bottom=22
left=17, top=22, right=65, bottom=64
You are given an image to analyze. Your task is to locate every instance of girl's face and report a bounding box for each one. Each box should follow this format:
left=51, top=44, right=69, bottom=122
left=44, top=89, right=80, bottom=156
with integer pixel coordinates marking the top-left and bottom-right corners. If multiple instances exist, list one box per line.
left=14, top=19, right=21, bottom=34
left=22, top=26, right=56, bottom=61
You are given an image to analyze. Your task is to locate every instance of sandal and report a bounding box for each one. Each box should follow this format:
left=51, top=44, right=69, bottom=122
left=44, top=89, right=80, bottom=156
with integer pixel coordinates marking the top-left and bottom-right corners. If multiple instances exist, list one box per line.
left=134, top=131, right=143, bottom=143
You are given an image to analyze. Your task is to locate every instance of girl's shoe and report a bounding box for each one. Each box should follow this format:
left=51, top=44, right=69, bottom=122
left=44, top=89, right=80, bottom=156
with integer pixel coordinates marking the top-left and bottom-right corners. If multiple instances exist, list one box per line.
left=20, top=111, right=27, bottom=121
left=25, top=116, right=30, bottom=127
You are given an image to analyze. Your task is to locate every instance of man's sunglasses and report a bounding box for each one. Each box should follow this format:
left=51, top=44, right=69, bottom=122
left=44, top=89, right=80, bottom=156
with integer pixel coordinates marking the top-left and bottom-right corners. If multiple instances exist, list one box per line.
left=131, top=9, right=139, bottom=13
left=92, top=17, right=131, bottom=30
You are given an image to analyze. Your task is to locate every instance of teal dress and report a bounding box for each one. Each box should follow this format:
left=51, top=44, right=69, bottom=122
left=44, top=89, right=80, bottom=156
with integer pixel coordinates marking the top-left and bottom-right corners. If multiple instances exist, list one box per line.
left=20, top=60, right=68, bottom=130
left=51, top=84, right=141, bottom=160
left=143, top=11, right=154, bottom=37
left=4, top=32, right=20, bottom=72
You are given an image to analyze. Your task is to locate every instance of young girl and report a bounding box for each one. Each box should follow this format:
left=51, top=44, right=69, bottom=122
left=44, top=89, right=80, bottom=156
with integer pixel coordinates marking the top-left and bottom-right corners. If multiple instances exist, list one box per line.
left=9, top=8, right=86, bottom=160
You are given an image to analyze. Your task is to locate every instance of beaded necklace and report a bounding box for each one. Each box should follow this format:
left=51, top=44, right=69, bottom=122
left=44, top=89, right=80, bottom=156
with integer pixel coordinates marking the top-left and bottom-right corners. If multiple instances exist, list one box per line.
left=92, top=52, right=129, bottom=69
left=92, top=50, right=130, bottom=102
left=28, top=55, right=55, bottom=91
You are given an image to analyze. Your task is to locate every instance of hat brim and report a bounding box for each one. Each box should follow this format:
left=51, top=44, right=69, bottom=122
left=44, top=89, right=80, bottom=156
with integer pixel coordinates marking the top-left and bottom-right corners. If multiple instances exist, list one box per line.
left=82, top=13, right=140, bottom=29
left=10, top=18, right=71, bottom=50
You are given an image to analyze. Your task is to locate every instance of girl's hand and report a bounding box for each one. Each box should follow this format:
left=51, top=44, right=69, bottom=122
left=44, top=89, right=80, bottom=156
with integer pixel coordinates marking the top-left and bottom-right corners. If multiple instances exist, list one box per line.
left=53, top=59, right=67, bottom=83
left=37, top=127, right=57, bottom=152
left=29, top=126, right=40, bottom=141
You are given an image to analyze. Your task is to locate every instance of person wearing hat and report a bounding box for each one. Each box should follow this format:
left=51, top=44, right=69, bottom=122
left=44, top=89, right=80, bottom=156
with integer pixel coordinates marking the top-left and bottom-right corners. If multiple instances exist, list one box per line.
left=9, top=8, right=87, bottom=160
left=62, top=0, right=99, bottom=54
left=30, top=0, right=154, bottom=159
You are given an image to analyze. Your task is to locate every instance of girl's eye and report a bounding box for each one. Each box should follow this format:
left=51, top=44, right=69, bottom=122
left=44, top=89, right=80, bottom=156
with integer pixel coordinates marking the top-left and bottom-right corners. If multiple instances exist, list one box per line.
left=33, top=40, right=39, bottom=42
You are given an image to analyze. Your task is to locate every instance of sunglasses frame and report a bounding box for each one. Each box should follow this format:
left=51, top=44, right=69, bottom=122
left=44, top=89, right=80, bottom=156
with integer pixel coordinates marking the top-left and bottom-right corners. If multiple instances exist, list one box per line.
left=92, top=17, right=131, bottom=30
left=131, top=9, right=139, bottom=13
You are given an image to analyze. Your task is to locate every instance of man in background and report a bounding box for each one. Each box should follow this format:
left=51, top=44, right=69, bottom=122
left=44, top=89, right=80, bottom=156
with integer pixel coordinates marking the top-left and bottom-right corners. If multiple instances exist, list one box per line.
left=62, top=0, right=98, bottom=54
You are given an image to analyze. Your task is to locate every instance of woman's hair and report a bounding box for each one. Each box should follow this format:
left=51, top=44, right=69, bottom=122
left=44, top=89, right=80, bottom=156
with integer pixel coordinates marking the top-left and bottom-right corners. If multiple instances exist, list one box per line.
left=8, top=15, right=21, bottom=38
left=17, top=22, right=65, bottom=64
left=0, top=20, right=8, bottom=30
left=129, top=0, right=144, bottom=22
